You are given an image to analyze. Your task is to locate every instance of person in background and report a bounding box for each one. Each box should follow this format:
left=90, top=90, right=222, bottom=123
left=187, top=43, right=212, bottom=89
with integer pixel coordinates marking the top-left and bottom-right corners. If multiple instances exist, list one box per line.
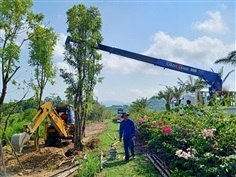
left=186, top=100, right=192, bottom=106
left=119, top=112, right=136, bottom=162
left=60, top=112, right=68, bottom=123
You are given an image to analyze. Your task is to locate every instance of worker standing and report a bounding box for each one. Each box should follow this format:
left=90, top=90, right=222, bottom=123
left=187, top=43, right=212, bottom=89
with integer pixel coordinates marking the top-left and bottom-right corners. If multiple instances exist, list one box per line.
left=119, top=112, right=136, bottom=162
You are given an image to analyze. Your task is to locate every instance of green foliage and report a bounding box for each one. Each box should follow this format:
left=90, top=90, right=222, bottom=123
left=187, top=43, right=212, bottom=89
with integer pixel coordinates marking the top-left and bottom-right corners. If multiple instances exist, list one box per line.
left=106, top=105, right=129, bottom=113
left=0, top=0, right=45, bottom=131
left=129, top=97, right=150, bottom=113
left=3, top=98, right=37, bottom=115
left=92, top=121, right=160, bottom=177
left=147, top=98, right=166, bottom=112
left=0, top=0, right=44, bottom=100
left=44, top=95, right=64, bottom=105
left=28, top=23, right=58, bottom=105
left=76, top=152, right=100, bottom=177
left=20, top=108, right=37, bottom=122
left=63, top=4, right=103, bottom=149
left=0, top=120, right=29, bottom=144
left=88, top=101, right=111, bottom=121
left=215, top=50, right=236, bottom=66
left=135, top=100, right=236, bottom=176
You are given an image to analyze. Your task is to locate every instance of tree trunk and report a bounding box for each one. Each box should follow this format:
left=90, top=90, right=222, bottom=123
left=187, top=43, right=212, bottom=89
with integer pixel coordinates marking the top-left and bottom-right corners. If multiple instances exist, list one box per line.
left=74, top=97, right=85, bottom=151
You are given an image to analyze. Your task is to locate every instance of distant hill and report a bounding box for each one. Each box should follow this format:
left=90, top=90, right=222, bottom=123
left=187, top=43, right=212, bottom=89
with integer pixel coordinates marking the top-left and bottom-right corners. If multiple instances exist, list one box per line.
left=102, top=98, right=166, bottom=112
left=147, top=98, right=166, bottom=112
left=100, top=100, right=131, bottom=107
left=105, top=104, right=129, bottom=114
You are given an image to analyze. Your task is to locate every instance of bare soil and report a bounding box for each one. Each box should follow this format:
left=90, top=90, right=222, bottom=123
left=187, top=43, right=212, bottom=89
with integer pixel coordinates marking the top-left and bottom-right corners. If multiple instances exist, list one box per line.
left=0, top=122, right=108, bottom=177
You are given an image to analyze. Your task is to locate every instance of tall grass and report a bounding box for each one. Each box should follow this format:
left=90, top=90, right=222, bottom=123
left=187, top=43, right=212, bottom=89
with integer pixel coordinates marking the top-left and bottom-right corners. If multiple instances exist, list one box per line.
left=95, top=121, right=160, bottom=177
left=75, top=151, right=100, bottom=177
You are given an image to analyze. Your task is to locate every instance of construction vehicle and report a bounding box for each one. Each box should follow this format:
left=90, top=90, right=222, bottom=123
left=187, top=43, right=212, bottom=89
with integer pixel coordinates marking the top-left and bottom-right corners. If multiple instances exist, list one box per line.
left=65, top=36, right=222, bottom=95
left=11, top=102, right=75, bottom=152
left=116, top=108, right=124, bottom=123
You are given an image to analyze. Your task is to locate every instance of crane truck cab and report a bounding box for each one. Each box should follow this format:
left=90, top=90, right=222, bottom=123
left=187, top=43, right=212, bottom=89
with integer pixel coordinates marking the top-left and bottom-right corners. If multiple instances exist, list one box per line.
left=11, top=102, right=75, bottom=152
left=116, top=108, right=124, bottom=123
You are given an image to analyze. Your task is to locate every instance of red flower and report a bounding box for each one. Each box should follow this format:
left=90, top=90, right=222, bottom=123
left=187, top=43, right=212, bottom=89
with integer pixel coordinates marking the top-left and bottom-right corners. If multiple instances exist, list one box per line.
left=185, top=131, right=190, bottom=136
left=162, top=125, right=172, bottom=135
left=157, top=120, right=165, bottom=126
left=211, top=144, right=217, bottom=149
left=139, top=118, right=145, bottom=124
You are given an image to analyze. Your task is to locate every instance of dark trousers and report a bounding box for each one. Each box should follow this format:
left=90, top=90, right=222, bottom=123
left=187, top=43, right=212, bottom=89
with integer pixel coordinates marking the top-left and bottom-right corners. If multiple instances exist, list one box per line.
left=123, top=138, right=135, bottom=160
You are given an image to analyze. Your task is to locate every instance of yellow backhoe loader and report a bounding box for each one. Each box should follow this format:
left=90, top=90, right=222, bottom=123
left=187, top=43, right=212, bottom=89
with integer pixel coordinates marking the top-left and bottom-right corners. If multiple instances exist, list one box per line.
left=11, top=102, right=75, bottom=152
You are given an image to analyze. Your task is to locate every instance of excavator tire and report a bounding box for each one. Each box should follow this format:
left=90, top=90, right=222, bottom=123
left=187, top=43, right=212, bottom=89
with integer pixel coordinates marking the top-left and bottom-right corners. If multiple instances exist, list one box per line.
left=45, top=132, right=61, bottom=147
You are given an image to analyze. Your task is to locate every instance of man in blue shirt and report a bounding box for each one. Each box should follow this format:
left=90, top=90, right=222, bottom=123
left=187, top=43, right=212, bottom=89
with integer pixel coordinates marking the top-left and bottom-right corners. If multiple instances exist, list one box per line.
left=119, top=112, right=136, bottom=161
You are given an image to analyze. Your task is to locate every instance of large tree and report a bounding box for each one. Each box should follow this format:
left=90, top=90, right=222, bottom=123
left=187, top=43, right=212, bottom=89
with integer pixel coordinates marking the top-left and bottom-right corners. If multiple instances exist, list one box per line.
left=62, top=4, right=103, bottom=150
left=0, top=0, right=44, bottom=123
left=28, top=24, right=58, bottom=151
left=28, top=25, right=58, bottom=106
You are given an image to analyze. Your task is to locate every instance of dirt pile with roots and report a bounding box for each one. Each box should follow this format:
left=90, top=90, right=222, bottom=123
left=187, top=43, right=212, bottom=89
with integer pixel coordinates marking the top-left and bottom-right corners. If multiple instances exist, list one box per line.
left=0, top=122, right=107, bottom=177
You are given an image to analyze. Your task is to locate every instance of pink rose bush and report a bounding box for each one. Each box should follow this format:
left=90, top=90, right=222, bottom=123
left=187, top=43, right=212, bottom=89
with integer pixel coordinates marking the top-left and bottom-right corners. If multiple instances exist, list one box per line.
left=134, top=104, right=236, bottom=176
left=162, top=125, right=172, bottom=135
left=202, top=128, right=216, bottom=138
left=175, top=147, right=196, bottom=160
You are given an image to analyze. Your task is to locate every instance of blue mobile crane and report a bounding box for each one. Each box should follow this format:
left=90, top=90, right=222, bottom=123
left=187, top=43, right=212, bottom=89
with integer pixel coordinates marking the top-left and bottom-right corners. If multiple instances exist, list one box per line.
left=65, top=36, right=222, bottom=95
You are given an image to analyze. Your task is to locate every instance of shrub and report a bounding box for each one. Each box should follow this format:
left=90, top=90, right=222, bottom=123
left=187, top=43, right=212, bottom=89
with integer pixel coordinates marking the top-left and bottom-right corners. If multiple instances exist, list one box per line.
left=135, top=103, right=236, bottom=176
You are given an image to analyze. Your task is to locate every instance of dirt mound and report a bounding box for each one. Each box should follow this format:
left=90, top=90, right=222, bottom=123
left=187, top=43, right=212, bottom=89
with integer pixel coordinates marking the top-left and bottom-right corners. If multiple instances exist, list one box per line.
left=0, top=122, right=108, bottom=177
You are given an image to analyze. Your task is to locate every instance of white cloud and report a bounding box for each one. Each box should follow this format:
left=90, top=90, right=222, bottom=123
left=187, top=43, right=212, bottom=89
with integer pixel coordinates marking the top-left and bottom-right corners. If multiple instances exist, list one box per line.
left=145, top=32, right=232, bottom=68
left=36, top=31, right=236, bottom=103
left=53, top=33, right=67, bottom=59
left=128, top=88, right=142, bottom=95
left=192, top=11, right=228, bottom=33
left=98, top=31, right=234, bottom=79
left=100, top=51, right=143, bottom=74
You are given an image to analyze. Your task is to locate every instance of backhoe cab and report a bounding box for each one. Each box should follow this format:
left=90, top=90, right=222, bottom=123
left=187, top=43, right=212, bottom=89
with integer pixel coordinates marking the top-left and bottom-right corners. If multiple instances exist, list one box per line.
left=11, top=102, right=75, bottom=152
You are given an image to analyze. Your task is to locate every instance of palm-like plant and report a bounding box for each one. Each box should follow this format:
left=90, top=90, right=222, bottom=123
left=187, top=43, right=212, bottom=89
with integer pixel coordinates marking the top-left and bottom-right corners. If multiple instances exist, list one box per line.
left=210, top=66, right=234, bottom=85
left=167, top=86, right=185, bottom=106
left=177, top=76, right=207, bottom=94
left=129, top=97, right=150, bottom=113
left=154, top=89, right=172, bottom=111
left=215, top=51, right=236, bottom=66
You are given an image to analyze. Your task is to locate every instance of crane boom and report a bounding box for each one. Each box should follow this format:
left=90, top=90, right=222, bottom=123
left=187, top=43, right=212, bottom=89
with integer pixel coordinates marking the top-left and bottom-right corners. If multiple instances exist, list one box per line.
left=65, top=36, right=222, bottom=94
left=98, top=44, right=222, bottom=94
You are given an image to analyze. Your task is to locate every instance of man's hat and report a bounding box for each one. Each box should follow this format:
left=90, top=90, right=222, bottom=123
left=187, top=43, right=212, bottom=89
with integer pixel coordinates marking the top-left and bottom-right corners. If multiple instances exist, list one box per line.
left=122, top=112, right=130, bottom=116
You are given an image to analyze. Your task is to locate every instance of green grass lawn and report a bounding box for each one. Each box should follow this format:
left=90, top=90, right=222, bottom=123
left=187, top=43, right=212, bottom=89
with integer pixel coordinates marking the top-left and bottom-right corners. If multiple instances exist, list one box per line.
left=96, top=121, right=160, bottom=177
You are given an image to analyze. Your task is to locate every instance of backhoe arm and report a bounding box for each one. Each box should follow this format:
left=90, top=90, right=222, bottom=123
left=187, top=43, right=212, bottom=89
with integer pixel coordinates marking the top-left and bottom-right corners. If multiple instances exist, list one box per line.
left=24, top=102, right=53, bottom=134
left=47, top=109, right=68, bottom=137
left=11, top=102, right=69, bottom=152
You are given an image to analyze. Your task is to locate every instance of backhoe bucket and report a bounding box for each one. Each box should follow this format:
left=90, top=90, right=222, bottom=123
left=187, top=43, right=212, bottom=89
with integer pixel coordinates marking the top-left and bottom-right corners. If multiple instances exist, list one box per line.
left=11, top=132, right=30, bottom=153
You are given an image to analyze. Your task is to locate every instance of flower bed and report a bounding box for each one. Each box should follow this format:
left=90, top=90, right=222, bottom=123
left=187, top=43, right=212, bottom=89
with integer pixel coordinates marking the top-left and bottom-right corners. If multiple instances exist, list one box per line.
left=135, top=104, right=236, bottom=177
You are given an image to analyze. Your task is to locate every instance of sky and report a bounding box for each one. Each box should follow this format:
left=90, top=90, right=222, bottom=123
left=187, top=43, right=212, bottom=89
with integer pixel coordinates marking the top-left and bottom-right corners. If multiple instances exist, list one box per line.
left=3, top=0, right=236, bottom=106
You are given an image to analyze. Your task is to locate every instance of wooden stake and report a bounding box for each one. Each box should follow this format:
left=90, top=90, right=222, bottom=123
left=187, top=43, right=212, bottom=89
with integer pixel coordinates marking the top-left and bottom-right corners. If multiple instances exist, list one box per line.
left=107, top=133, right=114, bottom=140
